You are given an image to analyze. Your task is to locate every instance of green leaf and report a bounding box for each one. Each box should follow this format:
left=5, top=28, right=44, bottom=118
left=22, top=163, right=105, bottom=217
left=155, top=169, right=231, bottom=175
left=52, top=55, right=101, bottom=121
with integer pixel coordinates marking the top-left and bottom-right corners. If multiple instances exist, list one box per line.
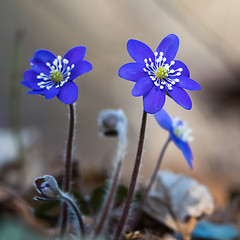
left=115, top=184, right=128, bottom=203
left=90, top=183, right=107, bottom=214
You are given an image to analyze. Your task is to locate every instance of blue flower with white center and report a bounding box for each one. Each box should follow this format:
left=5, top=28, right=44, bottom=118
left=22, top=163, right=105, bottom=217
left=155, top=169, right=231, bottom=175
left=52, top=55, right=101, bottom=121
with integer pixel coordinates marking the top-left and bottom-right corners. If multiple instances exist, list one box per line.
left=21, top=46, right=92, bottom=104
left=118, top=34, right=201, bottom=114
left=154, top=108, right=194, bottom=168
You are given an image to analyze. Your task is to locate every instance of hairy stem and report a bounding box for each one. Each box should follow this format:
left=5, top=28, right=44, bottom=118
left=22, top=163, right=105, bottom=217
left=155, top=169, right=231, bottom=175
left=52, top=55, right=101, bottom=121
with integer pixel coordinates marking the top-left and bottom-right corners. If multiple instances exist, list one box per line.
left=62, top=194, right=85, bottom=236
left=95, top=113, right=127, bottom=236
left=114, top=110, right=147, bottom=239
left=60, top=103, right=75, bottom=236
left=94, top=160, right=122, bottom=236
left=130, top=136, right=171, bottom=230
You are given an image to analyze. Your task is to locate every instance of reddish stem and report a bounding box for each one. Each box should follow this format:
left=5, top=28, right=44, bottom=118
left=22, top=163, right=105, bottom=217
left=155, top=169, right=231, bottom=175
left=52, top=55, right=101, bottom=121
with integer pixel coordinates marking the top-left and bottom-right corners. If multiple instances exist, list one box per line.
left=130, top=136, right=171, bottom=230
left=113, top=110, right=147, bottom=239
left=60, top=103, right=75, bottom=236
left=94, top=160, right=122, bottom=236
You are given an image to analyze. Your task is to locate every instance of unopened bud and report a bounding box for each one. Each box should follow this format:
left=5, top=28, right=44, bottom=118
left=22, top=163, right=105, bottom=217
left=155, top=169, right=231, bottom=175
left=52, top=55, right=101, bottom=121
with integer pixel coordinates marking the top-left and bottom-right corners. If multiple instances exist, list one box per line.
left=34, top=175, right=62, bottom=201
left=98, top=109, right=127, bottom=137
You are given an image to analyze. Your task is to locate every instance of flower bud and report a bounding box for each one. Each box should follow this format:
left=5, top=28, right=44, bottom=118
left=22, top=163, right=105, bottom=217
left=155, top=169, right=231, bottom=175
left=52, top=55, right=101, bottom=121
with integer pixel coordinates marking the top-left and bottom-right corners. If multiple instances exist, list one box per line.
left=98, top=109, right=127, bottom=137
left=34, top=175, right=62, bottom=201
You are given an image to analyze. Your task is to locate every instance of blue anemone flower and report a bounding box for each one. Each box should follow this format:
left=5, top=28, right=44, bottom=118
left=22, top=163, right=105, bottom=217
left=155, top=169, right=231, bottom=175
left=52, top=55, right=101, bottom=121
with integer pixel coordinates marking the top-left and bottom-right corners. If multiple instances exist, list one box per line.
left=22, top=46, right=92, bottom=104
left=154, top=108, right=193, bottom=168
left=118, top=34, right=201, bottom=114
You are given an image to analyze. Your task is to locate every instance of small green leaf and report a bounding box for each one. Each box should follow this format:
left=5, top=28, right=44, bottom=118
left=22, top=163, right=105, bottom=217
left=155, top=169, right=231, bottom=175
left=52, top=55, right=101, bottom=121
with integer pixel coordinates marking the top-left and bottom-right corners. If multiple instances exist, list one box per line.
left=90, top=183, right=107, bottom=214
left=115, top=184, right=128, bottom=203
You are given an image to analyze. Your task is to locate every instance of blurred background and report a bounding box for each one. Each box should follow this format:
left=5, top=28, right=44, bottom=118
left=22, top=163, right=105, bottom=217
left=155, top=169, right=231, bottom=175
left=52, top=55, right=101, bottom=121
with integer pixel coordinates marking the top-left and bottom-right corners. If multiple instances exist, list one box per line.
left=1, top=0, right=240, bottom=207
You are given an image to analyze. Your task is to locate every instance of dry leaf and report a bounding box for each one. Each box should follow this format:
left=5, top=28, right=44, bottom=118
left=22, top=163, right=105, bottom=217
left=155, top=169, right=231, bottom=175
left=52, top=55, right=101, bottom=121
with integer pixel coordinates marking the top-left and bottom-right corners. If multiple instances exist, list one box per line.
left=143, top=171, right=214, bottom=240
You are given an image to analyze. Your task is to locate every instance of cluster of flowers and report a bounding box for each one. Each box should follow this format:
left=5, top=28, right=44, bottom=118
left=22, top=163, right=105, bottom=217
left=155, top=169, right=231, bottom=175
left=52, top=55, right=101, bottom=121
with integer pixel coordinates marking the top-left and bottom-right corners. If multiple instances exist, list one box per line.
left=22, top=34, right=199, bottom=166
left=22, top=34, right=201, bottom=239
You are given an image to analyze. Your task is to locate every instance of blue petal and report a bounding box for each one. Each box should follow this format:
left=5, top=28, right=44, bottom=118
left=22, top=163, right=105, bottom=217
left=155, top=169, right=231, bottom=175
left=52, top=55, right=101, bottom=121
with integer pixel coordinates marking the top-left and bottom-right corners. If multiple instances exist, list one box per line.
left=33, top=49, right=56, bottom=63
left=30, top=50, right=56, bottom=75
left=63, top=46, right=86, bottom=65
left=143, top=87, right=166, bottom=114
left=127, top=39, right=155, bottom=64
left=28, top=89, right=48, bottom=95
left=69, top=60, right=92, bottom=80
left=176, top=76, right=201, bottom=91
left=30, top=58, right=50, bottom=75
left=28, top=87, right=60, bottom=100
left=44, top=87, right=60, bottom=99
left=57, top=81, right=78, bottom=104
left=22, top=70, right=42, bottom=90
left=154, top=109, right=173, bottom=131
left=156, top=34, right=179, bottom=64
left=118, top=63, right=146, bottom=82
left=132, top=77, right=153, bottom=97
left=170, top=132, right=193, bottom=168
left=166, top=86, right=192, bottom=110
left=169, top=60, right=190, bottom=78
left=21, top=80, right=41, bottom=90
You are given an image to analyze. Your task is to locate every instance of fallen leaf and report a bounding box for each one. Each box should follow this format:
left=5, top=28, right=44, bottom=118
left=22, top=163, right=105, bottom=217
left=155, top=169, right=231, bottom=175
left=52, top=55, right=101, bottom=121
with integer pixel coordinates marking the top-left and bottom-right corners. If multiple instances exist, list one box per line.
left=143, top=171, right=214, bottom=240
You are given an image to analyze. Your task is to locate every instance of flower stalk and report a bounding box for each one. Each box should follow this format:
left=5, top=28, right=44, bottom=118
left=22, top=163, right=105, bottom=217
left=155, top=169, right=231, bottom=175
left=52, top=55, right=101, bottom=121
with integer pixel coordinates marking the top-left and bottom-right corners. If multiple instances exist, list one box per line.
left=114, top=110, right=147, bottom=239
left=95, top=109, right=127, bottom=236
left=130, top=136, right=171, bottom=230
left=94, top=160, right=122, bottom=237
left=60, top=103, right=75, bottom=236
left=61, top=193, right=86, bottom=236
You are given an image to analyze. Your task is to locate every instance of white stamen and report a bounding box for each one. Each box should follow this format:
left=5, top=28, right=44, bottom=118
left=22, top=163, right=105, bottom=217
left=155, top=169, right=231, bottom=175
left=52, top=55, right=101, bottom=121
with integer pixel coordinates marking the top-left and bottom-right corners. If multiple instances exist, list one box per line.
left=63, top=58, right=69, bottom=64
left=172, top=117, right=194, bottom=142
left=142, top=50, right=181, bottom=91
left=36, top=55, right=74, bottom=91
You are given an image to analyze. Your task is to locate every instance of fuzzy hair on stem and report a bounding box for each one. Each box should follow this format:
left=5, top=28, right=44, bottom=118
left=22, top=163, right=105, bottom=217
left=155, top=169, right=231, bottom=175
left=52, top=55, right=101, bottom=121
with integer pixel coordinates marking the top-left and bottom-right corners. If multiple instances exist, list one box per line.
left=94, top=109, right=128, bottom=237
left=114, top=110, right=147, bottom=239
left=60, top=103, right=75, bottom=236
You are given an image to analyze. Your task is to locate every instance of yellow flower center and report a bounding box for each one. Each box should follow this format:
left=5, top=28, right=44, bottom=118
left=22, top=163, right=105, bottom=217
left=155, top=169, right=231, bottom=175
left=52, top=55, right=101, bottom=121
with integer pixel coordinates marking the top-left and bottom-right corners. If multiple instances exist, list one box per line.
left=50, top=70, right=63, bottom=82
left=156, top=67, right=168, bottom=79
